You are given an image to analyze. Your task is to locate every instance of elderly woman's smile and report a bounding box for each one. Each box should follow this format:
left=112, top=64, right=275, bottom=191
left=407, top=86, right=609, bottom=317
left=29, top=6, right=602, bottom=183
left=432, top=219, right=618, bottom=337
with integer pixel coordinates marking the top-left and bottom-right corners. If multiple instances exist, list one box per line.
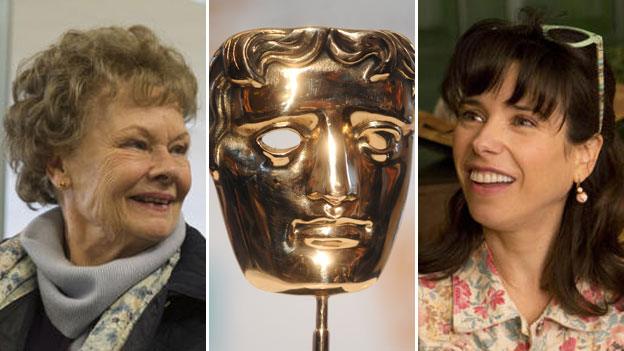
left=0, top=25, right=204, bottom=348
left=51, top=92, right=192, bottom=264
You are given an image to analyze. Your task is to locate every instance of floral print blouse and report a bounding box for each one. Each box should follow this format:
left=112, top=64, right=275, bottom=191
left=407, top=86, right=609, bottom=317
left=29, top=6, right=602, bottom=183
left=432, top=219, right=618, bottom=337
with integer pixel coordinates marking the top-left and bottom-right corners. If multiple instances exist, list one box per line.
left=419, top=244, right=624, bottom=350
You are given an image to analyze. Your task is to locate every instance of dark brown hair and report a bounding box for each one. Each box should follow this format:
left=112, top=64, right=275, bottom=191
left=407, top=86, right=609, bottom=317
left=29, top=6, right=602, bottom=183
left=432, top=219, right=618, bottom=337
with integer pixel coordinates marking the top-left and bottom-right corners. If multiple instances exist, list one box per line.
left=5, top=25, right=198, bottom=206
left=419, top=12, right=624, bottom=316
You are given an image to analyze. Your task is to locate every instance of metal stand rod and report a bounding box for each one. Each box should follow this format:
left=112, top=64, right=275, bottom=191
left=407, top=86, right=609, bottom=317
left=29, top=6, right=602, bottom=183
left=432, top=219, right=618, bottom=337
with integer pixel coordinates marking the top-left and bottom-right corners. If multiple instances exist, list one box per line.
left=313, top=294, right=329, bottom=351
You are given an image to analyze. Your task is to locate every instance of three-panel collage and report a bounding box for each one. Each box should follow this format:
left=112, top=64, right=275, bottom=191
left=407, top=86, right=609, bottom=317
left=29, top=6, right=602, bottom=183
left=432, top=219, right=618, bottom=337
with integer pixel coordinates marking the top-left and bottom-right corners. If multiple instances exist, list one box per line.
left=1, top=0, right=623, bottom=350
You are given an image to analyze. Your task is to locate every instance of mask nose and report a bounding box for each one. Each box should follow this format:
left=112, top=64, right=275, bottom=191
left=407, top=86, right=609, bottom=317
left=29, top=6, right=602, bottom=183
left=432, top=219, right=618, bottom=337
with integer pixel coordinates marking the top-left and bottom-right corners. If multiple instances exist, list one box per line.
left=307, top=118, right=358, bottom=206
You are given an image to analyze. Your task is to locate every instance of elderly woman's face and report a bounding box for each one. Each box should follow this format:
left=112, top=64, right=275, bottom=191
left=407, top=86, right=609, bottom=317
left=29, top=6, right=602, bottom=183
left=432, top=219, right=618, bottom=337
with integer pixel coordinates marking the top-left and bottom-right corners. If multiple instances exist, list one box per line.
left=59, top=94, right=191, bottom=243
left=452, top=66, right=578, bottom=232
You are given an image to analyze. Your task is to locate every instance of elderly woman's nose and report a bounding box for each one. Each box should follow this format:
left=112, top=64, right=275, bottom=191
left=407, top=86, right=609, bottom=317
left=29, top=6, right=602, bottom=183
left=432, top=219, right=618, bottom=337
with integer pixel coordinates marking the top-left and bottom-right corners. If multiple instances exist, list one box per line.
left=149, top=147, right=183, bottom=183
left=471, top=120, right=505, bottom=155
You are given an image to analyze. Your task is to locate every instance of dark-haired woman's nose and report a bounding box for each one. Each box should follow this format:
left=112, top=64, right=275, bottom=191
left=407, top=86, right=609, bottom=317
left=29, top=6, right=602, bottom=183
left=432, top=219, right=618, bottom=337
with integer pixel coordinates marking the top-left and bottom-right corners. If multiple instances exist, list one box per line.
left=471, top=119, right=504, bottom=156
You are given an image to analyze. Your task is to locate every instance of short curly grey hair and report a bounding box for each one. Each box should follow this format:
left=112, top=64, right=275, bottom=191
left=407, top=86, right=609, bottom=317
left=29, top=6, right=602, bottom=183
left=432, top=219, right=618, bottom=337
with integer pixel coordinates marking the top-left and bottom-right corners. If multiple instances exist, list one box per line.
left=4, top=25, right=198, bottom=207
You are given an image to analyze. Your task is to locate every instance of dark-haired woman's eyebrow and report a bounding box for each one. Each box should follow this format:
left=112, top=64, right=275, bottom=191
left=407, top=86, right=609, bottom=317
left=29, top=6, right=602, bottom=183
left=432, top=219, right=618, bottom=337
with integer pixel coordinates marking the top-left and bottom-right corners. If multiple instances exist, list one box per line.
left=509, top=103, right=545, bottom=119
left=459, top=98, right=483, bottom=109
left=509, top=103, right=532, bottom=112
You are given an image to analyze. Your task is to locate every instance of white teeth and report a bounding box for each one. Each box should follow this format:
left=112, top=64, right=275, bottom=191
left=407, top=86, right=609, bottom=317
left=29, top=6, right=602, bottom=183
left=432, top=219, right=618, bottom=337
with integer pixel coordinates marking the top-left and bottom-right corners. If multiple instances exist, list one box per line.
left=470, top=170, right=514, bottom=184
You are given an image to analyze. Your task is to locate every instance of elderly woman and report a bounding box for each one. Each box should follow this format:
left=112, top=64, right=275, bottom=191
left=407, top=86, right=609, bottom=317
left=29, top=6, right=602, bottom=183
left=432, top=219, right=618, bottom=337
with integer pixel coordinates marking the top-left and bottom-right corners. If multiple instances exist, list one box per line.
left=0, top=26, right=204, bottom=350
left=419, top=11, right=624, bottom=350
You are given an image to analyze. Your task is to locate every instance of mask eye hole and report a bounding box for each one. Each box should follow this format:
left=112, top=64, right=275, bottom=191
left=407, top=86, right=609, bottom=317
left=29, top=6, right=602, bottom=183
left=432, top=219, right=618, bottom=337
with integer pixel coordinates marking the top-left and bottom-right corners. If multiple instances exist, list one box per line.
left=257, top=128, right=302, bottom=155
left=359, top=128, right=400, bottom=152
left=357, top=127, right=402, bottom=162
left=367, top=130, right=390, bottom=150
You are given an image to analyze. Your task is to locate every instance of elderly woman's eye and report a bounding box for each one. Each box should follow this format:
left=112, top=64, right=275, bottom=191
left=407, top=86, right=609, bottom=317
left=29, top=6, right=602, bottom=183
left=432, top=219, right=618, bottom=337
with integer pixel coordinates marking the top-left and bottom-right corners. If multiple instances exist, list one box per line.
left=122, top=139, right=149, bottom=150
left=256, top=128, right=302, bottom=155
left=358, top=127, right=401, bottom=162
left=170, top=144, right=189, bottom=155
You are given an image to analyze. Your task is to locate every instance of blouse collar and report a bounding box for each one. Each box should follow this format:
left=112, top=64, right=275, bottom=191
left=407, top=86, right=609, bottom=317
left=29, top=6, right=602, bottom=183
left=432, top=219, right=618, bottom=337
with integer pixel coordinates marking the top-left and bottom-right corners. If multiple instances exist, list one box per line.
left=451, top=243, right=612, bottom=334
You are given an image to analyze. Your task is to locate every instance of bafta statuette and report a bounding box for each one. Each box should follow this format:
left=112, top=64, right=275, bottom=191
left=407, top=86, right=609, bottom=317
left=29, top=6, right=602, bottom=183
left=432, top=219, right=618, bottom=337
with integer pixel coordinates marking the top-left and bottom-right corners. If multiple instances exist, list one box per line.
left=209, top=27, right=414, bottom=351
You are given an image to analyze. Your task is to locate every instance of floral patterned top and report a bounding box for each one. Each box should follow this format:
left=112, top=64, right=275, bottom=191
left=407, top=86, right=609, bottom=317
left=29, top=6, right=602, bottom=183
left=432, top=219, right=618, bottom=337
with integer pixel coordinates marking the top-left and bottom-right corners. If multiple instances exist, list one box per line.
left=419, top=244, right=624, bottom=350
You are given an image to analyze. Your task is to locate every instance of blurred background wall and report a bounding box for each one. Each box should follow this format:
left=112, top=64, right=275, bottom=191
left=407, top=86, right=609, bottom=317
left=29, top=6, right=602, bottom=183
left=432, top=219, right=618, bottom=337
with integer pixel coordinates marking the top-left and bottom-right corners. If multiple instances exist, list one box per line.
left=0, top=0, right=9, bottom=236
left=419, top=0, right=624, bottom=112
left=209, top=0, right=415, bottom=350
left=1, top=0, right=206, bottom=238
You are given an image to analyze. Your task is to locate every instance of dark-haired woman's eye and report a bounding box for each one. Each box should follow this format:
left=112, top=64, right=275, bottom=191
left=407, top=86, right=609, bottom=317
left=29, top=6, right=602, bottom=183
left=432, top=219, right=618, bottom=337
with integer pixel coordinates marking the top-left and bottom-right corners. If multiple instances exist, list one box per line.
left=459, top=110, right=485, bottom=123
left=512, top=116, right=537, bottom=128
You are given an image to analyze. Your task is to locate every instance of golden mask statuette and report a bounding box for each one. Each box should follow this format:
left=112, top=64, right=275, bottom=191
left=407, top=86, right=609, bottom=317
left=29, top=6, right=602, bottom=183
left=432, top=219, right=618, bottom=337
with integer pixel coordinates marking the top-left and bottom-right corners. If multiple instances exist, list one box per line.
left=209, top=27, right=414, bottom=351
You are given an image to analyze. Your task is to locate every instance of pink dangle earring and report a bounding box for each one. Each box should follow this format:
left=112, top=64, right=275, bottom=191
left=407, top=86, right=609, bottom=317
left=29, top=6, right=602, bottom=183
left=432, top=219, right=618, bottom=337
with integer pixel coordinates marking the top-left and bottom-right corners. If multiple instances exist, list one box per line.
left=576, top=182, right=588, bottom=203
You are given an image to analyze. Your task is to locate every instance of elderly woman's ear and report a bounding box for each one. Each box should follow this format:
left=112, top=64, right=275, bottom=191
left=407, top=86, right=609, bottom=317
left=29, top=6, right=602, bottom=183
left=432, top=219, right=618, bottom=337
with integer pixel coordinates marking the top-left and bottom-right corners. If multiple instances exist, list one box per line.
left=46, top=156, right=71, bottom=190
left=573, top=133, right=603, bottom=183
left=1, top=25, right=204, bottom=349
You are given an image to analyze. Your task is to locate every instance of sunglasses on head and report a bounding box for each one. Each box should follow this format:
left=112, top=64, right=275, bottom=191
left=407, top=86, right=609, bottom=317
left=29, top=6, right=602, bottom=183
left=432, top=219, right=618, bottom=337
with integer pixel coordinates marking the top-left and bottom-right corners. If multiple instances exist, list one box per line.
left=542, top=24, right=604, bottom=133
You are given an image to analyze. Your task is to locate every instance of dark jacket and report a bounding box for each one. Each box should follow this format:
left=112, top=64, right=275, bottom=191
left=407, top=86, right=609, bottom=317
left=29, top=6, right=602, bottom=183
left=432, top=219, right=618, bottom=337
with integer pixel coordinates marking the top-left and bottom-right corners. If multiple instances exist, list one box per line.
left=0, top=225, right=205, bottom=351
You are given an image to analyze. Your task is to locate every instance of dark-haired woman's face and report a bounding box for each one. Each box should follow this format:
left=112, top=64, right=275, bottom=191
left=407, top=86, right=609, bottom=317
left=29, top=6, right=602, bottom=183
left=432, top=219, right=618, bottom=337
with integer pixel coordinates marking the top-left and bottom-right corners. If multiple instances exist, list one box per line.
left=452, top=67, right=579, bottom=233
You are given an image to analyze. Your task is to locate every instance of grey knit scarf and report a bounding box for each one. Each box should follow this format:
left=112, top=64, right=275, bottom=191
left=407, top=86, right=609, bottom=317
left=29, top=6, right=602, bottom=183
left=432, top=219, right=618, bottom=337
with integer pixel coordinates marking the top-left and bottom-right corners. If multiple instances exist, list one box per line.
left=20, top=207, right=185, bottom=339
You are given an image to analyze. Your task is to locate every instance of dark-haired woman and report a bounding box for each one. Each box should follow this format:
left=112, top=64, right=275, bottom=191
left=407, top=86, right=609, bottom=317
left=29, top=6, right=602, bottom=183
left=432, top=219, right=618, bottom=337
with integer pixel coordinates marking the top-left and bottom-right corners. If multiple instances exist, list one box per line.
left=419, top=14, right=624, bottom=350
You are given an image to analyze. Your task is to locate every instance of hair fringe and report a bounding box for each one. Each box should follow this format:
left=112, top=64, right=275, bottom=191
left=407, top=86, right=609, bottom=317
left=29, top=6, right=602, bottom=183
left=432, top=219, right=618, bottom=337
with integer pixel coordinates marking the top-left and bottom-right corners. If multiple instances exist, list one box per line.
left=420, top=10, right=624, bottom=317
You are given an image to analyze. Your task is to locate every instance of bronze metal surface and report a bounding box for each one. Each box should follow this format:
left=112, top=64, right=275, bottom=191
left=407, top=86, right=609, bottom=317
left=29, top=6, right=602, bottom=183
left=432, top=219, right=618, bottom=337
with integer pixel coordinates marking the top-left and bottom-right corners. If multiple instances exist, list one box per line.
left=210, top=27, right=414, bottom=296
left=209, top=27, right=414, bottom=349
left=313, top=295, right=329, bottom=351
